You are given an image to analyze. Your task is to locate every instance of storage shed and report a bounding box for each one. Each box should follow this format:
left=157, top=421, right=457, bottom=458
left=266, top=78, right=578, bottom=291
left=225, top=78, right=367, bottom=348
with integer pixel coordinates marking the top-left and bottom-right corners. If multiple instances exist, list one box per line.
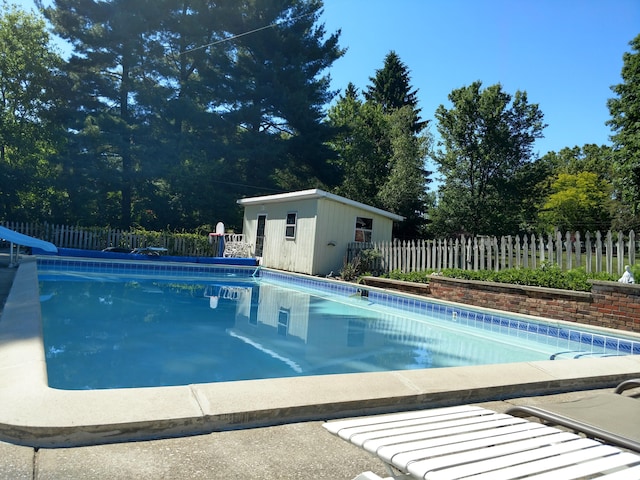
left=237, top=189, right=403, bottom=276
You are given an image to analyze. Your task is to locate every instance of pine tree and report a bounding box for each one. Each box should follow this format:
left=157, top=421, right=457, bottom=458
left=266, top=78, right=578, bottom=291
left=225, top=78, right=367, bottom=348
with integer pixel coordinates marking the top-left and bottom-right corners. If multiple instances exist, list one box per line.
left=40, top=0, right=344, bottom=229
left=40, top=0, right=158, bottom=228
left=327, top=83, right=389, bottom=206
left=364, top=51, right=427, bottom=133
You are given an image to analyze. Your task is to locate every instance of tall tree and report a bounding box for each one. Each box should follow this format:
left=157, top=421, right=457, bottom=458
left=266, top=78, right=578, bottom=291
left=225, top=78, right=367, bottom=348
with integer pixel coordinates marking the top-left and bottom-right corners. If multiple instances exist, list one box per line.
left=430, top=81, right=546, bottom=236
left=39, top=0, right=343, bottom=229
left=607, top=33, right=640, bottom=230
left=327, top=83, right=389, bottom=205
left=0, top=3, right=64, bottom=220
left=364, top=50, right=426, bottom=133
left=227, top=0, right=344, bottom=193
left=134, top=0, right=238, bottom=228
left=40, top=0, right=158, bottom=228
left=377, top=106, right=431, bottom=237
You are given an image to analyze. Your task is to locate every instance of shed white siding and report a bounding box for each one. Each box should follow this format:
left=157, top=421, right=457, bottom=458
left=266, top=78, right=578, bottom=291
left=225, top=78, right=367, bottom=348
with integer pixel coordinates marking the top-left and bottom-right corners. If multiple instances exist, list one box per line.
left=242, top=198, right=319, bottom=274
left=313, top=197, right=395, bottom=275
left=238, top=189, right=402, bottom=276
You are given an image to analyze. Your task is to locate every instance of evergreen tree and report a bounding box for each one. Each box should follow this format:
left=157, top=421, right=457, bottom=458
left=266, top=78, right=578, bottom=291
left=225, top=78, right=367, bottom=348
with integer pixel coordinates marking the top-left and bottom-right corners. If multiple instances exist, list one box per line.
left=378, top=106, right=431, bottom=237
left=40, top=0, right=158, bottom=228
left=327, top=84, right=389, bottom=206
left=39, top=0, right=344, bottom=229
left=364, top=50, right=426, bottom=133
left=607, top=33, right=640, bottom=230
left=227, top=0, right=344, bottom=193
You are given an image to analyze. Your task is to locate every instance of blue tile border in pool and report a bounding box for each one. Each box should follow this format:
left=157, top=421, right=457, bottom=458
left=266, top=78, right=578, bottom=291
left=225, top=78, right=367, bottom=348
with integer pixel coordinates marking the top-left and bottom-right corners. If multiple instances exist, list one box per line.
left=260, top=269, right=640, bottom=358
left=37, top=257, right=259, bottom=279
left=260, top=269, right=361, bottom=297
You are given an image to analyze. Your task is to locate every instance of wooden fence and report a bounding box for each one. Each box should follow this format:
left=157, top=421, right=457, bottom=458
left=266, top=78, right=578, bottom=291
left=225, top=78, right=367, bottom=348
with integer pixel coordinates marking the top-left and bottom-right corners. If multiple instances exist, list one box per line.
left=348, top=230, right=638, bottom=276
left=0, top=221, right=245, bottom=258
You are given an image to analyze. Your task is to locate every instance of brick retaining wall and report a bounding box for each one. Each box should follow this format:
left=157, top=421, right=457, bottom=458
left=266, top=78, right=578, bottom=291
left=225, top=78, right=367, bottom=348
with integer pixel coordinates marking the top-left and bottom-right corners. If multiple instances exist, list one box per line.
left=361, top=276, right=640, bottom=333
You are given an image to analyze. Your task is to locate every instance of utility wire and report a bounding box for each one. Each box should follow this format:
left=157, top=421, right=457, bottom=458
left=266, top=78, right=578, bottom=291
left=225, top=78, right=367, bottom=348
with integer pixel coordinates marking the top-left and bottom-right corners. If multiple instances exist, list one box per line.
left=181, top=12, right=313, bottom=55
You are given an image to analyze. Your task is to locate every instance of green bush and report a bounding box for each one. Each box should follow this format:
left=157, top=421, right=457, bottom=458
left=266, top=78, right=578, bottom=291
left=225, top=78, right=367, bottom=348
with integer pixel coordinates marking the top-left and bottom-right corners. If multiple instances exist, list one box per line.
left=386, top=269, right=434, bottom=283
left=341, top=248, right=384, bottom=280
left=383, top=264, right=619, bottom=292
left=340, top=256, right=361, bottom=282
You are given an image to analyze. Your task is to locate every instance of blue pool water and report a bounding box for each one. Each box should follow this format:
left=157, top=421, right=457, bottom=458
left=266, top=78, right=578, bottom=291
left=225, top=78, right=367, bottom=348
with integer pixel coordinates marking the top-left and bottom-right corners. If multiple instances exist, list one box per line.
left=37, top=260, right=640, bottom=390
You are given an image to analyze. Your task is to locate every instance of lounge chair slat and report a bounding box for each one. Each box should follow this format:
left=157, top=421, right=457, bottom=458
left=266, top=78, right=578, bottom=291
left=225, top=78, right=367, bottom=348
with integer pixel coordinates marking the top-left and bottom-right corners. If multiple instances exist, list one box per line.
left=411, top=437, right=602, bottom=480
left=343, top=412, right=506, bottom=443
left=355, top=416, right=526, bottom=450
left=394, top=430, right=585, bottom=472
left=446, top=445, right=623, bottom=480
left=322, top=405, right=487, bottom=435
left=524, top=451, right=640, bottom=480
left=378, top=423, right=554, bottom=463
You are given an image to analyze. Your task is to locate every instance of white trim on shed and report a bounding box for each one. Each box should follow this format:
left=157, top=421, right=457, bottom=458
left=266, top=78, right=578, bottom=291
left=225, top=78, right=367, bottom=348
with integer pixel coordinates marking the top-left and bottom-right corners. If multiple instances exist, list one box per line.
left=237, top=189, right=404, bottom=222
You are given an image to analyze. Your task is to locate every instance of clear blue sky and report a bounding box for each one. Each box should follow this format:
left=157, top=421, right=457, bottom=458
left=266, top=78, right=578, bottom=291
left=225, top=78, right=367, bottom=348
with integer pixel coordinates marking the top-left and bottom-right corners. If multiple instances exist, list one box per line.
left=320, top=0, right=640, bottom=162
left=13, top=0, right=640, bottom=163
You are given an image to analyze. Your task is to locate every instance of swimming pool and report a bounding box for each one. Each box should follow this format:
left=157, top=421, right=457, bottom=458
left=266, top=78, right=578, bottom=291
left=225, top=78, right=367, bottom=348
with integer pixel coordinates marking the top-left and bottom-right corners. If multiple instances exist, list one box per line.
left=2, top=257, right=640, bottom=447
left=37, top=258, right=640, bottom=390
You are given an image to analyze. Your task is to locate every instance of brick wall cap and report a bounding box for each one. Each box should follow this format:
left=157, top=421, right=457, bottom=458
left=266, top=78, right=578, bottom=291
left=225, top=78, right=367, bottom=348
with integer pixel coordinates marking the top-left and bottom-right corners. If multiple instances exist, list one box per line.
left=428, top=275, right=591, bottom=300
left=590, top=280, right=640, bottom=292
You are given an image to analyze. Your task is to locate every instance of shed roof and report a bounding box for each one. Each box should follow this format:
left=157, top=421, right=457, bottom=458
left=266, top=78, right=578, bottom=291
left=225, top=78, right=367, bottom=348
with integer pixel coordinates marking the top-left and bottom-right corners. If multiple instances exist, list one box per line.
left=237, top=189, right=404, bottom=222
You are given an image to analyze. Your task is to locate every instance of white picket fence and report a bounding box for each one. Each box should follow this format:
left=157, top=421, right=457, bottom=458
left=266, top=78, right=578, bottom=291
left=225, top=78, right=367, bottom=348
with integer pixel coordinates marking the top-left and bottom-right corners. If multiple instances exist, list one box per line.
left=348, top=230, right=637, bottom=276
left=0, top=221, right=245, bottom=257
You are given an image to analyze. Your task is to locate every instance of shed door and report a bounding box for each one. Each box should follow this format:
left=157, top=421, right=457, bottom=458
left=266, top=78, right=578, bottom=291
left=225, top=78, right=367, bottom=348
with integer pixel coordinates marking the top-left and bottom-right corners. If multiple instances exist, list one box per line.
left=255, top=214, right=267, bottom=257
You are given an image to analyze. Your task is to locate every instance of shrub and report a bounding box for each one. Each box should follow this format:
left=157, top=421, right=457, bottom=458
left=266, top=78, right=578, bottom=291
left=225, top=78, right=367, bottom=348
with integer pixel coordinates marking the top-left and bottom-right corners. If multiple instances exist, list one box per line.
left=383, top=265, right=618, bottom=292
left=340, top=255, right=361, bottom=281
left=359, top=248, right=383, bottom=276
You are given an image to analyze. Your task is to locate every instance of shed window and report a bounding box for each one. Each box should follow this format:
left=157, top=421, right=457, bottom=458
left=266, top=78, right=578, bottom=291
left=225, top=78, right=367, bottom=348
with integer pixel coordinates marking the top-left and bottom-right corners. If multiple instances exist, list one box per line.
left=278, top=308, right=290, bottom=336
left=285, top=212, right=297, bottom=239
left=355, top=217, right=373, bottom=242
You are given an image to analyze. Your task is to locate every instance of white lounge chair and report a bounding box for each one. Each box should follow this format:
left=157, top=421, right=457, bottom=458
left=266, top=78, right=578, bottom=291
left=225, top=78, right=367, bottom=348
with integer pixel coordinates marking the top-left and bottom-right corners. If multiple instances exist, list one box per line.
left=323, top=405, right=640, bottom=480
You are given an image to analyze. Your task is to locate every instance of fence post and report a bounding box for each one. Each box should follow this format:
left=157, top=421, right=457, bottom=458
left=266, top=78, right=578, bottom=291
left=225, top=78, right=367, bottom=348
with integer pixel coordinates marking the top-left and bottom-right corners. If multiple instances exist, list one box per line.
left=585, top=232, right=592, bottom=273
left=596, top=231, right=603, bottom=273
left=617, top=231, right=625, bottom=276
left=606, top=230, right=613, bottom=274
left=501, top=236, right=508, bottom=270
left=565, top=231, right=573, bottom=270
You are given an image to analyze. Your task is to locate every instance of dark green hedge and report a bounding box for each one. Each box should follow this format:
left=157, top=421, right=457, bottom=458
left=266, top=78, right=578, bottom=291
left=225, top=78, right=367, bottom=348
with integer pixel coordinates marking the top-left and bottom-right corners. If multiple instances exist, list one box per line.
left=384, top=264, right=619, bottom=292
